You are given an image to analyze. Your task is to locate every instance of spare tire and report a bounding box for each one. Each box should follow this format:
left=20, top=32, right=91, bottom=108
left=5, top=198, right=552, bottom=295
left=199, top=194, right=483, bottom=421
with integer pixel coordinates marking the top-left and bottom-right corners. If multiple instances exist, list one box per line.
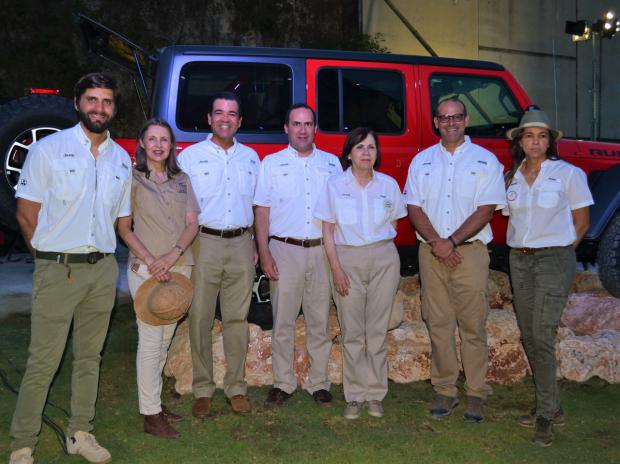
left=0, top=95, right=77, bottom=232
left=598, top=211, right=620, bottom=298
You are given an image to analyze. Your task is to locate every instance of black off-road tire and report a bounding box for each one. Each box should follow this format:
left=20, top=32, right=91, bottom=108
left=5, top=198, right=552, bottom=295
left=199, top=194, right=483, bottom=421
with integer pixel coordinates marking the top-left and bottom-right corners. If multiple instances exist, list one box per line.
left=0, top=95, right=77, bottom=232
left=598, top=211, right=620, bottom=298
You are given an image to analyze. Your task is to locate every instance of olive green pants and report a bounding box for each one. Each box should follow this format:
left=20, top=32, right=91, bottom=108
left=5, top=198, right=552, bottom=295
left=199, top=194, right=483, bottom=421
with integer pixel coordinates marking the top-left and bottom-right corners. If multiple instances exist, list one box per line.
left=509, top=246, right=575, bottom=420
left=10, top=255, right=118, bottom=451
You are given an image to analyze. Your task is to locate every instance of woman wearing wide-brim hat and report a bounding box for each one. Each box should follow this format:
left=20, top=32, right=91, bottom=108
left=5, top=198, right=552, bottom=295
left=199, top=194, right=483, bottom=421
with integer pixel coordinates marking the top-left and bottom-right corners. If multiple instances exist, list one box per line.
left=117, top=118, right=199, bottom=439
left=504, top=107, right=593, bottom=447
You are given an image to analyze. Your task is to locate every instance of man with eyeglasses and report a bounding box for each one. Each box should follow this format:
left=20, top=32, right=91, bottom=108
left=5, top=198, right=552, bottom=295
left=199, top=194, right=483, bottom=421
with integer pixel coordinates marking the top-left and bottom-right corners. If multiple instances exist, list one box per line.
left=404, top=97, right=505, bottom=423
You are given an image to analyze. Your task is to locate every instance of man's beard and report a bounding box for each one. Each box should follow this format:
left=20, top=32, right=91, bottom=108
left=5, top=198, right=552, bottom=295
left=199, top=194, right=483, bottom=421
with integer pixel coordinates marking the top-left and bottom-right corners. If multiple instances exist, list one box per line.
left=78, top=108, right=112, bottom=134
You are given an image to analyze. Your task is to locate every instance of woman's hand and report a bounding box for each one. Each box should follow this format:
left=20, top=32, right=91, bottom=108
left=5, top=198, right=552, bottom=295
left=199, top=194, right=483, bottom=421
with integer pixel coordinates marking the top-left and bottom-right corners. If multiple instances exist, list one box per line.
left=332, top=266, right=351, bottom=296
left=148, top=250, right=179, bottom=282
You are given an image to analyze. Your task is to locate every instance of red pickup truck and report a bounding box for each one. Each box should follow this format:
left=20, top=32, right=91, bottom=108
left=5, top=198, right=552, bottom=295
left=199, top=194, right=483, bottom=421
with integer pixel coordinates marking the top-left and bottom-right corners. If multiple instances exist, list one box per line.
left=1, top=14, right=620, bottom=297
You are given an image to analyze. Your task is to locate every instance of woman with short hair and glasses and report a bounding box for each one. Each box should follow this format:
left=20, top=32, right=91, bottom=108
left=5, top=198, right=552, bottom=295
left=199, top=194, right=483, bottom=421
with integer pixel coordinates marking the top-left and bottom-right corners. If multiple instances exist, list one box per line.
left=315, top=127, right=406, bottom=420
left=504, top=107, right=593, bottom=447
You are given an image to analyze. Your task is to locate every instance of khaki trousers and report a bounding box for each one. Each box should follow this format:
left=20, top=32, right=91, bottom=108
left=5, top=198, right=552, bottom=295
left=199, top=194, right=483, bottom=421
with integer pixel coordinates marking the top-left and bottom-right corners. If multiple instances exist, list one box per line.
left=332, top=240, right=400, bottom=402
left=127, top=264, right=192, bottom=415
left=10, top=255, right=118, bottom=451
left=189, top=232, right=254, bottom=398
left=419, top=241, right=491, bottom=399
left=269, top=239, right=332, bottom=394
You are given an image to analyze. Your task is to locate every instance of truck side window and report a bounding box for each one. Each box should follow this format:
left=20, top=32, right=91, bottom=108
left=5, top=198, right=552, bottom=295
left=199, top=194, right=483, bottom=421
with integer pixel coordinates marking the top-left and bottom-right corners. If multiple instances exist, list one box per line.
left=177, top=62, right=292, bottom=133
left=430, top=74, right=522, bottom=138
left=317, top=68, right=404, bottom=134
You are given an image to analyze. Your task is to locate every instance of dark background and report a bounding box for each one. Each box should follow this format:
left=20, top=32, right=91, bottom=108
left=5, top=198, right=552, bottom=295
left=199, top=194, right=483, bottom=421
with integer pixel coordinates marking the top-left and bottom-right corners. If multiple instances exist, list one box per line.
left=0, top=0, right=386, bottom=136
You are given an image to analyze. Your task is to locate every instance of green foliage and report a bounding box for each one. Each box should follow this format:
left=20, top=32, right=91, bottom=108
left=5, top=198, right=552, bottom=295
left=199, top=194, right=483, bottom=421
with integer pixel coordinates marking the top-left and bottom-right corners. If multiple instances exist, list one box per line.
left=1, top=305, right=619, bottom=463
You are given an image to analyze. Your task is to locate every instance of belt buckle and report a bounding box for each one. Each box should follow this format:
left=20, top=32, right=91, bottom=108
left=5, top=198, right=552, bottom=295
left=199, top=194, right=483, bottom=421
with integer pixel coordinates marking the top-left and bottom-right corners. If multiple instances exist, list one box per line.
left=87, top=252, right=99, bottom=264
left=300, top=239, right=309, bottom=248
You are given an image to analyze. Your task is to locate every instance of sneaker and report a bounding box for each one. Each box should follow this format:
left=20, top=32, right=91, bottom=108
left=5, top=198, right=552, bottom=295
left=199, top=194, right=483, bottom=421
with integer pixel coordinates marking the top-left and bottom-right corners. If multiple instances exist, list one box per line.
left=9, top=447, right=33, bottom=464
left=367, top=400, right=384, bottom=418
left=264, top=387, right=292, bottom=408
left=518, top=407, right=565, bottom=428
left=532, top=417, right=554, bottom=448
left=343, top=401, right=363, bottom=420
left=66, top=431, right=111, bottom=463
left=429, top=394, right=459, bottom=418
left=463, top=395, right=485, bottom=423
left=312, top=389, right=334, bottom=407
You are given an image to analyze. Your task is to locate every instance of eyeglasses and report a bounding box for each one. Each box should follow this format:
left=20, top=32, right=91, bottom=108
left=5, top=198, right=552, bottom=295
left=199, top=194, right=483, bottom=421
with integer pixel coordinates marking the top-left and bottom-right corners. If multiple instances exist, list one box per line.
left=436, top=113, right=466, bottom=124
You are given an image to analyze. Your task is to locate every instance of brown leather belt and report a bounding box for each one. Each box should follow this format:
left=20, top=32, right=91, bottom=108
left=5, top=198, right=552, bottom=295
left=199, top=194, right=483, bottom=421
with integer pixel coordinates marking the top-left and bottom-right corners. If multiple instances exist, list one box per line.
left=200, top=226, right=248, bottom=238
left=271, top=236, right=323, bottom=248
left=35, top=250, right=111, bottom=264
left=512, top=246, right=565, bottom=255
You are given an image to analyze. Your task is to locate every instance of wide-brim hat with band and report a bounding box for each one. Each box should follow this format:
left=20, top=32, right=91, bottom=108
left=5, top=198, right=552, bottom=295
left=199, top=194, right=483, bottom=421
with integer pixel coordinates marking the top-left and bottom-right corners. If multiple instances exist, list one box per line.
left=506, top=106, right=563, bottom=141
left=134, top=272, right=193, bottom=326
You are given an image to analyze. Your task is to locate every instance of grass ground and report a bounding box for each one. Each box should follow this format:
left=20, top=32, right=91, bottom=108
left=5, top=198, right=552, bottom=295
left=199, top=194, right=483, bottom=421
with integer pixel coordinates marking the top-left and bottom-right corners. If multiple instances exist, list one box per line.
left=1, top=304, right=619, bottom=464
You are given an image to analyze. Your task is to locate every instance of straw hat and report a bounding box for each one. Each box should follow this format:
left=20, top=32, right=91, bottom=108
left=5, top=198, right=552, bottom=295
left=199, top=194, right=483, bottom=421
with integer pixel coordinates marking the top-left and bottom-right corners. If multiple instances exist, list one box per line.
left=506, top=107, right=563, bottom=141
left=134, top=272, right=193, bottom=326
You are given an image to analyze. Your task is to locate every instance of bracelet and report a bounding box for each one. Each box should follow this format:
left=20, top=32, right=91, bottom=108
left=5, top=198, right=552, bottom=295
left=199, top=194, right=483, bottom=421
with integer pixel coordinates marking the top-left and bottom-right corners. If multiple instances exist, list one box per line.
left=173, top=244, right=184, bottom=255
left=448, top=236, right=457, bottom=249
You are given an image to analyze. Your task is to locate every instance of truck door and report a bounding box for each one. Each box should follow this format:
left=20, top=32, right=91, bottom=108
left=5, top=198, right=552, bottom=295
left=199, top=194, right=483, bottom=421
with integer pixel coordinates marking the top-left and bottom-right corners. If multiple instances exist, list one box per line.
left=306, top=59, right=418, bottom=246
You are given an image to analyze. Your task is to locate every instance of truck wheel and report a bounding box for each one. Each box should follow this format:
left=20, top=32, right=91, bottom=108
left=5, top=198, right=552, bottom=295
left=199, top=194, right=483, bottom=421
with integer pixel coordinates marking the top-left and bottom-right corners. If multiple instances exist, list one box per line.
left=598, top=211, right=620, bottom=298
left=0, top=95, right=77, bottom=232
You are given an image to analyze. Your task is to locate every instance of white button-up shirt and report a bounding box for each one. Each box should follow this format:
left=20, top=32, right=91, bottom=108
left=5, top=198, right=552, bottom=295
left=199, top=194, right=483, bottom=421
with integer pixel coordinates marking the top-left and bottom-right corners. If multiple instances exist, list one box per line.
left=177, top=134, right=259, bottom=229
left=314, top=168, right=407, bottom=246
left=504, top=159, right=593, bottom=248
left=405, top=136, right=506, bottom=244
left=253, top=145, right=342, bottom=239
left=15, top=123, right=131, bottom=253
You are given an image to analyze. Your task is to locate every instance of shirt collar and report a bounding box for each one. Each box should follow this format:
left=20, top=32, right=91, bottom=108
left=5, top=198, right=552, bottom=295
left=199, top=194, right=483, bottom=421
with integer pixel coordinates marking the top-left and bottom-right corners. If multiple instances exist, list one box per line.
left=344, top=167, right=376, bottom=188
left=287, top=144, right=316, bottom=159
left=206, top=134, right=238, bottom=155
left=439, top=135, right=471, bottom=156
left=73, top=123, right=112, bottom=152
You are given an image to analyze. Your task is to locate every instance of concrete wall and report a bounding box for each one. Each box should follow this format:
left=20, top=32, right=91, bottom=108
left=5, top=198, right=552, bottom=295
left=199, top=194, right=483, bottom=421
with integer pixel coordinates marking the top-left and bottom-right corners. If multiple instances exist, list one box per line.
left=362, top=0, right=620, bottom=140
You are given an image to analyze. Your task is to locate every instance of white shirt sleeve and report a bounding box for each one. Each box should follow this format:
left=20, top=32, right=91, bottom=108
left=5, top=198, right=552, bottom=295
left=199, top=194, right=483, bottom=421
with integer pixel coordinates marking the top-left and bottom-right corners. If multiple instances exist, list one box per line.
left=15, top=142, right=47, bottom=203
left=476, top=158, right=507, bottom=209
left=117, top=171, right=132, bottom=217
left=567, top=166, right=594, bottom=210
left=313, top=179, right=336, bottom=223
left=390, top=179, right=407, bottom=221
left=404, top=159, right=422, bottom=206
left=253, top=157, right=273, bottom=207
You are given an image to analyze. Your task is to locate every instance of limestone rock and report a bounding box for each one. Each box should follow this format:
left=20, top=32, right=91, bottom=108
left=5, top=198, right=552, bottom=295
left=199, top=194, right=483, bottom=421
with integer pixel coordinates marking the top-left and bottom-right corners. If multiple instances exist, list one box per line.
left=561, top=294, right=620, bottom=335
left=488, top=270, right=513, bottom=309
left=569, top=271, right=609, bottom=296
left=557, top=329, right=620, bottom=383
left=387, top=321, right=431, bottom=382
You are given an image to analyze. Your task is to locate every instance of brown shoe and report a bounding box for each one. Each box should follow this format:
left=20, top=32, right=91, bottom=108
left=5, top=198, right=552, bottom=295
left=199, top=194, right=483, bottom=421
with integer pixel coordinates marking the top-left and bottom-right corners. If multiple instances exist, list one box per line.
left=161, top=404, right=183, bottom=423
left=227, top=394, right=252, bottom=414
left=144, top=412, right=180, bottom=439
left=264, top=387, right=292, bottom=408
left=312, top=389, right=333, bottom=407
left=192, top=397, right=212, bottom=419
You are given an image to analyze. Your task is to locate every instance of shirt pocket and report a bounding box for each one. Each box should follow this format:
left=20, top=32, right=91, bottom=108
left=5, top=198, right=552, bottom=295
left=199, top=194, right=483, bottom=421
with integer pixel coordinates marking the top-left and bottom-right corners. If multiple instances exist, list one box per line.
left=505, top=183, right=525, bottom=210
left=53, top=158, right=88, bottom=201
left=373, top=196, right=393, bottom=226
left=190, top=162, right=220, bottom=197
left=236, top=164, right=256, bottom=196
left=274, top=171, right=299, bottom=198
left=418, top=167, right=441, bottom=203
left=536, top=180, right=563, bottom=208
left=100, top=162, right=129, bottom=207
left=335, top=197, right=357, bottom=225
left=457, top=169, right=482, bottom=199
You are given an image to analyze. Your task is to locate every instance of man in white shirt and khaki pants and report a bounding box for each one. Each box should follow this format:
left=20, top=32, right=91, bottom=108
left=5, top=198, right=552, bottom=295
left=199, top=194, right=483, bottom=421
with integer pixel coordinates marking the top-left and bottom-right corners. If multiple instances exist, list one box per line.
left=405, top=97, right=506, bottom=423
left=254, top=103, right=342, bottom=408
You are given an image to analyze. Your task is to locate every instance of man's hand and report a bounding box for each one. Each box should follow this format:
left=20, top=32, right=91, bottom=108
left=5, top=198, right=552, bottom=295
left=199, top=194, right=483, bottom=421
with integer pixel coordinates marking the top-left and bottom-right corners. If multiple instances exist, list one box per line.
left=429, top=238, right=454, bottom=259
left=438, top=250, right=463, bottom=268
left=332, top=266, right=350, bottom=296
left=259, top=250, right=279, bottom=280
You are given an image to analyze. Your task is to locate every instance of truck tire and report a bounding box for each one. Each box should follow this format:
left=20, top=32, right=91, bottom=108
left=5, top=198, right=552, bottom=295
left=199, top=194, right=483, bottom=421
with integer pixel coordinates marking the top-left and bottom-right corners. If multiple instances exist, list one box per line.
left=0, top=95, right=77, bottom=232
left=598, top=211, right=620, bottom=298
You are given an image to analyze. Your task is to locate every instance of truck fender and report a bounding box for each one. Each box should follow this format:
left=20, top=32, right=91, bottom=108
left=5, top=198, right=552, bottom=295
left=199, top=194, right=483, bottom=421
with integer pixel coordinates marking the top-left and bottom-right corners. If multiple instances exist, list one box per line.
left=585, top=164, right=620, bottom=240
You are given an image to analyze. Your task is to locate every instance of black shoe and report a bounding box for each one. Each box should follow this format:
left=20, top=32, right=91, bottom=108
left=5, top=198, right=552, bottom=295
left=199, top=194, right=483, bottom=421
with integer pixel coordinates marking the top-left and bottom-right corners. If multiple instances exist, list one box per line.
left=463, top=395, right=485, bottom=423
left=430, top=394, right=459, bottom=418
left=532, top=417, right=554, bottom=448
left=312, top=389, right=333, bottom=407
left=264, top=387, right=292, bottom=408
left=518, top=407, right=565, bottom=428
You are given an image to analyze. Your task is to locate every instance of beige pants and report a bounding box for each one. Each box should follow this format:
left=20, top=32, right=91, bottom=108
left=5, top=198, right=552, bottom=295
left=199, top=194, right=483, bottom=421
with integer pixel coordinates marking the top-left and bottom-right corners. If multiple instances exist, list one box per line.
left=269, top=239, right=332, bottom=394
left=189, top=232, right=255, bottom=398
left=127, top=264, right=191, bottom=415
left=332, top=240, right=400, bottom=402
left=419, top=241, right=491, bottom=399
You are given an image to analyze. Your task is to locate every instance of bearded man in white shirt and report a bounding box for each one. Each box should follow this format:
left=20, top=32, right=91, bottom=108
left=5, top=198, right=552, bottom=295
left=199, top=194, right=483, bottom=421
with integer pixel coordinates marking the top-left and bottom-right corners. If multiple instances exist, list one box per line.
left=177, top=92, right=259, bottom=418
left=254, top=103, right=342, bottom=408
left=405, top=97, right=506, bottom=423
left=10, top=73, right=131, bottom=464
